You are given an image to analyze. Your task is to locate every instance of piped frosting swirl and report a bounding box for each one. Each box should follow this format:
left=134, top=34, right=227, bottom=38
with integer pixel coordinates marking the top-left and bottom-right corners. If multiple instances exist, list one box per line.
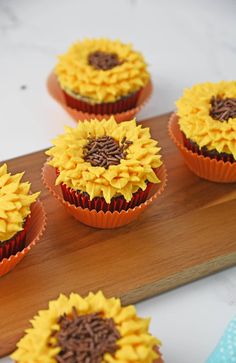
left=0, top=164, right=40, bottom=242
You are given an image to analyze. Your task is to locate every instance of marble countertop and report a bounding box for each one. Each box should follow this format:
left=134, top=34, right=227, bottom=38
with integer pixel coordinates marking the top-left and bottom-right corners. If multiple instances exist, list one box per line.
left=0, top=0, right=236, bottom=362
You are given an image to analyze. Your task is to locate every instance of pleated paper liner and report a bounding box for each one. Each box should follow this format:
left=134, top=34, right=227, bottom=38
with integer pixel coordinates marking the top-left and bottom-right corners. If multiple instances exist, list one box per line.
left=63, top=88, right=141, bottom=114
left=42, top=163, right=167, bottom=229
left=183, top=136, right=236, bottom=163
left=47, top=72, right=153, bottom=122
left=0, top=217, right=30, bottom=261
left=58, top=172, right=154, bottom=212
left=168, top=113, right=236, bottom=183
left=0, top=200, right=46, bottom=277
left=55, top=168, right=154, bottom=212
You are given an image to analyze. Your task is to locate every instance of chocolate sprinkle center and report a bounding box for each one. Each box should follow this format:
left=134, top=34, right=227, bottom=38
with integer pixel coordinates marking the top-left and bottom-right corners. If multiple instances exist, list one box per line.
left=88, top=51, right=122, bottom=70
left=210, top=96, right=236, bottom=122
left=83, top=135, right=133, bottom=168
left=54, top=310, right=121, bottom=363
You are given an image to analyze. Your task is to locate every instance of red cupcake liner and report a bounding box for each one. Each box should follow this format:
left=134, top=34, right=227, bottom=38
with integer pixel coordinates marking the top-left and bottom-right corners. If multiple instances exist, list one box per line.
left=182, top=133, right=235, bottom=163
left=63, top=89, right=141, bottom=115
left=0, top=217, right=30, bottom=261
left=60, top=181, right=153, bottom=212
left=168, top=113, right=236, bottom=183
left=42, top=163, right=167, bottom=229
left=0, top=200, right=46, bottom=277
left=47, top=72, right=153, bottom=122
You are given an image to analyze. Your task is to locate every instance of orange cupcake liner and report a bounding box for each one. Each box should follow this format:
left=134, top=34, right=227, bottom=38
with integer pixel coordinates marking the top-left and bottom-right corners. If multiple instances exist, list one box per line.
left=0, top=200, right=46, bottom=278
left=42, top=163, right=167, bottom=229
left=47, top=72, right=153, bottom=123
left=168, top=113, right=236, bottom=183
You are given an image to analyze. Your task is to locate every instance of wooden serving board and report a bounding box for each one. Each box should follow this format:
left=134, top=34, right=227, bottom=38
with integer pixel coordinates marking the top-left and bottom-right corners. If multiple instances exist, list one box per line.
left=1, top=113, right=236, bottom=357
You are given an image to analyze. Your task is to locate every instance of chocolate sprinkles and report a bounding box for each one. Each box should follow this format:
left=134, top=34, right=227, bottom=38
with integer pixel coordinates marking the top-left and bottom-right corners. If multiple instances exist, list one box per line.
left=54, top=310, right=120, bottom=363
left=83, top=135, right=133, bottom=168
left=210, top=96, right=236, bottom=122
left=88, top=51, right=122, bottom=71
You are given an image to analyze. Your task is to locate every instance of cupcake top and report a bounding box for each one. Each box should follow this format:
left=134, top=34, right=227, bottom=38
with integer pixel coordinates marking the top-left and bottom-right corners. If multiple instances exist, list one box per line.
left=12, top=291, right=161, bottom=363
left=176, top=81, right=236, bottom=159
left=46, top=117, right=162, bottom=203
left=55, top=38, right=150, bottom=103
left=0, top=164, right=40, bottom=242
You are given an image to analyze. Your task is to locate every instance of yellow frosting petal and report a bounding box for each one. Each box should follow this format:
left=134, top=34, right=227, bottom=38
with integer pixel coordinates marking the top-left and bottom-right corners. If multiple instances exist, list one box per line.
left=46, top=117, right=162, bottom=203
left=0, top=164, right=40, bottom=242
left=176, top=81, right=236, bottom=159
left=12, top=291, right=161, bottom=363
left=55, top=38, right=150, bottom=103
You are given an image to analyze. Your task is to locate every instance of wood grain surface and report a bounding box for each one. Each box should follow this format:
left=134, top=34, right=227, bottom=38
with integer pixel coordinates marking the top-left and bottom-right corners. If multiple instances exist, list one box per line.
left=0, top=113, right=236, bottom=357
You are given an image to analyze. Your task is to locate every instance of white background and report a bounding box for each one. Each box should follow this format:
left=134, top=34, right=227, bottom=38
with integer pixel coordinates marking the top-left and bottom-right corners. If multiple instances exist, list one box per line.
left=0, top=0, right=236, bottom=362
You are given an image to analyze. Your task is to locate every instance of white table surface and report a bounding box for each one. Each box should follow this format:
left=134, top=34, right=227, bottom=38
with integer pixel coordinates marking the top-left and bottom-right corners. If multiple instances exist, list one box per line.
left=0, top=0, right=236, bottom=362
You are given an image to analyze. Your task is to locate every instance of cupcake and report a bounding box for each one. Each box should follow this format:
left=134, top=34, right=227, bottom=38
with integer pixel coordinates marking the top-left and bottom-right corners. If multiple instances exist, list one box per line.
left=44, top=117, right=166, bottom=228
left=169, top=81, right=236, bottom=182
left=0, top=163, right=40, bottom=261
left=55, top=38, right=150, bottom=115
left=12, top=291, right=163, bottom=363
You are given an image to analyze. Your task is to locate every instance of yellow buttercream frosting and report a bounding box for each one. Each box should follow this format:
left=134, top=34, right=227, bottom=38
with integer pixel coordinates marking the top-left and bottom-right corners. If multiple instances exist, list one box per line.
left=46, top=117, right=162, bottom=203
left=55, top=38, right=150, bottom=103
left=176, top=81, right=236, bottom=158
left=0, top=164, right=40, bottom=242
left=12, top=291, right=161, bottom=363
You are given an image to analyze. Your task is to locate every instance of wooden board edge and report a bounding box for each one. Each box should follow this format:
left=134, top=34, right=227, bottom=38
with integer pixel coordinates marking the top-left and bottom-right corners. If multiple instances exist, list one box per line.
left=120, top=251, right=236, bottom=305
left=3, top=253, right=235, bottom=358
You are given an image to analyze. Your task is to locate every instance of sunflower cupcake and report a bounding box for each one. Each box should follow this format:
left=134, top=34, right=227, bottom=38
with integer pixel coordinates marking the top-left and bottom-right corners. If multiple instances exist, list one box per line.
left=46, top=116, right=163, bottom=211
left=55, top=38, right=150, bottom=114
left=176, top=81, right=236, bottom=162
left=169, top=81, right=236, bottom=182
left=44, top=117, right=166, bottom=228
left=12, top=291, right=163, bottom=363
left=0, top=164, right=40, bottom=261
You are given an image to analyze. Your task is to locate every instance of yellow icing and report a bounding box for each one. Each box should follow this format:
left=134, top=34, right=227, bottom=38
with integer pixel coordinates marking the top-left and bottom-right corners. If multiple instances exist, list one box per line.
left=12, top=291, right=161, bottom=363
left=55, top=38, right=150, bottom=103
left=176, top=81, right=236, bottom=158
left=46, top=117, right=162, bottom=203
left=0, top=164, right=40, bottom=242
